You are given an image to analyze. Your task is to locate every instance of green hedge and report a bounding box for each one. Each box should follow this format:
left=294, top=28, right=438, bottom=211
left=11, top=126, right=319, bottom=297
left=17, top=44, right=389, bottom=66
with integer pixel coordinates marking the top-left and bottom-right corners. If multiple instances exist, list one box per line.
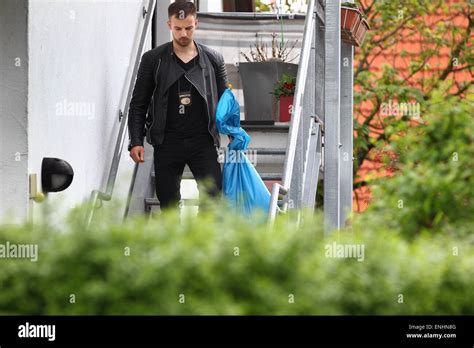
left=0, top=202, right=472, bottom=315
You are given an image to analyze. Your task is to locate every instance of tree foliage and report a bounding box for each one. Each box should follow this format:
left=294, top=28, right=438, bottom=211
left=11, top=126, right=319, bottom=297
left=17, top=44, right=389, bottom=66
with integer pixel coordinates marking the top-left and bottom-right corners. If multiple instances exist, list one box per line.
left=353, top=0, right=473, bottom=202
left=363, top=91, right=474, bottom=238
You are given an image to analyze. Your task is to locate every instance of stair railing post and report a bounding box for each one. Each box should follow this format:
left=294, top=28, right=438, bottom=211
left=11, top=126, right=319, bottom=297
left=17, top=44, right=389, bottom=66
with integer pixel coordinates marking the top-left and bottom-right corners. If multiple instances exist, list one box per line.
left=323, top=0, right=342, bottom=233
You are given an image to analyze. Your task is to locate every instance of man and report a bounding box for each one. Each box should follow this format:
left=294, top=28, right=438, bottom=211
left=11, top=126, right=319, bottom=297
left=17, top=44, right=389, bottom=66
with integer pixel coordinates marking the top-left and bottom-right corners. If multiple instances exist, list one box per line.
left=128, top=0, right=228, bottom=210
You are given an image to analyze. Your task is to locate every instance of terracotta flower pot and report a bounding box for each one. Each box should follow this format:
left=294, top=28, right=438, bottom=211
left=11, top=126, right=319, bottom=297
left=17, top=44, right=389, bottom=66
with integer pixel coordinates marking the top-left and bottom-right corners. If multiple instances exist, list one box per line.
left=341, top=6, right=361, bottom=33
left=341, top=6, right=370, bottom=47
left=354, top=18, right=370, bottom=46
left=279, top=95, right=294, bottom=122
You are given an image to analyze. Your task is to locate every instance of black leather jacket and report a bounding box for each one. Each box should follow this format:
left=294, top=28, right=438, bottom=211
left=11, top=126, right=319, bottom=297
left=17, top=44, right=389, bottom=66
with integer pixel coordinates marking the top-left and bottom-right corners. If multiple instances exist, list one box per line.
left=128, top=41, right=228, bottom=150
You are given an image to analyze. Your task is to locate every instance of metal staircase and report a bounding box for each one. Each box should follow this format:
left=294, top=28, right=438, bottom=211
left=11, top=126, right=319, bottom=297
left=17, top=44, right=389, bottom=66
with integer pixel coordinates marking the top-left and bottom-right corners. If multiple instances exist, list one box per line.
left=87, top=0, right=354, bottom=233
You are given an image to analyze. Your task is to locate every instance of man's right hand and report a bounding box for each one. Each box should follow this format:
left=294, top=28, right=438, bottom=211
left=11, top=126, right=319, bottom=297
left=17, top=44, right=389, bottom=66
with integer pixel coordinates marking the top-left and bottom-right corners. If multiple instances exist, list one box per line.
left=130, top=146, right=145, bottom=163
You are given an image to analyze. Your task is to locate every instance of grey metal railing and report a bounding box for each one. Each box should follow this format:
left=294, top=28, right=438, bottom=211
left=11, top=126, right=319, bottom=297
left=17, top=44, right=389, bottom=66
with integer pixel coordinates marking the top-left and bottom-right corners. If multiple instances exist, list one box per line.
left=86, top=0, right=156, bottom=228
left=268, top=0, right=353, bottom=232
left=268, top=0, right=317, bottom=222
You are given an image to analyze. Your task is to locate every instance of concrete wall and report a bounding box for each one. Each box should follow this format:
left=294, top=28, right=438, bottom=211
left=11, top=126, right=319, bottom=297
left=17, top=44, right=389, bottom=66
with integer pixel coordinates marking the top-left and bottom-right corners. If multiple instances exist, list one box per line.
left=27, top=0, right=153, bottom=222
left=0, top=0, right=29, bottom=223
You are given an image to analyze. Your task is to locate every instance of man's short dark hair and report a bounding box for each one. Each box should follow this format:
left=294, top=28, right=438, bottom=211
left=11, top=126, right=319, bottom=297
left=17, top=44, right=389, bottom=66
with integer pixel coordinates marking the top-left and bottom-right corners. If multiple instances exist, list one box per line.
left=168, top=1, right=197, bottom=19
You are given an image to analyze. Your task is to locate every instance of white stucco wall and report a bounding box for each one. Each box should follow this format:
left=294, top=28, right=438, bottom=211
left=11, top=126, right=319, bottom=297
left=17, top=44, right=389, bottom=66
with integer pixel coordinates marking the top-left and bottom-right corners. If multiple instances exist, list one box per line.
left=0, top=0, right=29, bottom=223
left=199, top=0, right=223, bottom=12
left=27, top=0, right=152, bottom=222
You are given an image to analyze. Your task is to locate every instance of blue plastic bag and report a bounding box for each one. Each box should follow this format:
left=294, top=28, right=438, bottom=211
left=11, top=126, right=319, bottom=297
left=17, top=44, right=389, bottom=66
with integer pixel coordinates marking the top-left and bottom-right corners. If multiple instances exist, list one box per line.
left=216, top=88, right=271, bottom=216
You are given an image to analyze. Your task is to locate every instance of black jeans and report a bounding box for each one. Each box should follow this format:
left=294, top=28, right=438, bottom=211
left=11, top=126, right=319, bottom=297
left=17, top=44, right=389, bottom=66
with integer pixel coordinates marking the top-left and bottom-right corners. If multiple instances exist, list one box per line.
left=153, top=134, right=222, bottom=210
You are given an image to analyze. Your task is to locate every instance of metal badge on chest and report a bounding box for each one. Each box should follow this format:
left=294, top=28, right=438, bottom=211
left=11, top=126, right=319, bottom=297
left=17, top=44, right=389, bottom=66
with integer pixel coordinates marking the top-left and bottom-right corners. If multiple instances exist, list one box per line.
left=178, top=77, right=192, bottom=106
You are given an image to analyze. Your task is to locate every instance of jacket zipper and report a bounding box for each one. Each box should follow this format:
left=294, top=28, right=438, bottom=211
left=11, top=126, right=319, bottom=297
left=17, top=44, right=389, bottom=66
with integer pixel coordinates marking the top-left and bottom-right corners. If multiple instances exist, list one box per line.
left=184, top=73, right=214, bottom=145
left=147, top=58, right=162, bottom=144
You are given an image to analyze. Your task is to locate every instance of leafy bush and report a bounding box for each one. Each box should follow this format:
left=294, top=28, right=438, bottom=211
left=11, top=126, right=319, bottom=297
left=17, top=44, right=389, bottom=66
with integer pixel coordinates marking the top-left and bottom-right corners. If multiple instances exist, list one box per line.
left=0, top=200, right=472, bottom=315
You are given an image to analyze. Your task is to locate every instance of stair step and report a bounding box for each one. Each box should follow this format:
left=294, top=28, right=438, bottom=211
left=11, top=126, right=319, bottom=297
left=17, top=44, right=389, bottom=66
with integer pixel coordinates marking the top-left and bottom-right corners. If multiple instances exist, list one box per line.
left=240, top=123, right=290, bottom=132
left=260, top=173, right=282, bottom=181
left=151, top=172, right=282, bottom=181
left=219, top=147, right=286, bottom=155
left=144, top=198, right=200, bottom=207
left=144, top=198, right=285, bottom=208
left=220, top=126, right=288, bottom=150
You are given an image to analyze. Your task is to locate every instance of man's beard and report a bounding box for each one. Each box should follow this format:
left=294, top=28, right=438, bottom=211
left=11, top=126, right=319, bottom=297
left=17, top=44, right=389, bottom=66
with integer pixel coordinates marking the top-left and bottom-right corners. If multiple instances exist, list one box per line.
left=175, top=37, right=192, bottom=47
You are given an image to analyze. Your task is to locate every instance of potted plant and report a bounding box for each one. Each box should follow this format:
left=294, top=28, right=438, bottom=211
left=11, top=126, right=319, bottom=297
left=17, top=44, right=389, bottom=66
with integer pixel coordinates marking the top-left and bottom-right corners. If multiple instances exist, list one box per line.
left=341, top=2, right=370, bottom=47
left=271, top=74, right=296, bottom=122
left=239, top=33, right=299, bottom=123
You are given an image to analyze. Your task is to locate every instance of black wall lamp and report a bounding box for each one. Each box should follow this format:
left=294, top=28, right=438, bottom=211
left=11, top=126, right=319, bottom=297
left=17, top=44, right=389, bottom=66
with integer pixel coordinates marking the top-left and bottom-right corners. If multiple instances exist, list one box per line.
left=41, top=157, right=74, bottom=193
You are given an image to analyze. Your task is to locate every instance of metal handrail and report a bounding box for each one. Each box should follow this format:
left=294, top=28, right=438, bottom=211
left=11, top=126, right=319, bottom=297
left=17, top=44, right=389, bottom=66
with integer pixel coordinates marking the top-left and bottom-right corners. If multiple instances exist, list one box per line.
left=86, top=0, right=156, bottom=228
left=268, top=0, right=316, bottom=222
